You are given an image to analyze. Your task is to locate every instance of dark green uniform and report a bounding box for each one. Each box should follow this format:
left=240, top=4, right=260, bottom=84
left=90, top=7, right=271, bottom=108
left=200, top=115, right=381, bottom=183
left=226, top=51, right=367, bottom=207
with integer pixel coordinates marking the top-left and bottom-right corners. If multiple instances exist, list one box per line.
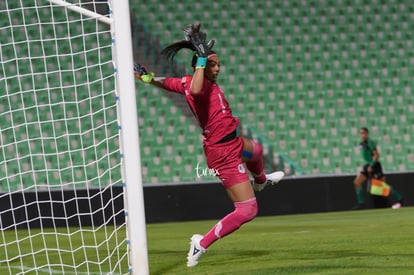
left=359, top=138, right=384, bottom=178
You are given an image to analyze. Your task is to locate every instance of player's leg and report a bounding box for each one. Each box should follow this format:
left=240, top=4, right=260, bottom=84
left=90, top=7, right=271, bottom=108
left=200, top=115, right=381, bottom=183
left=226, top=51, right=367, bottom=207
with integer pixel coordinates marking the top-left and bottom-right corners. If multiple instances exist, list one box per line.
left=188, top=138, right=259, bottom=267
left=376, top=178, right=403, bottom=208
left=188, top=137, right=284, bottom=267
left=241, top=137, right=284, bottom=192
left=352, top=169, right=368, bottom=209
left=373, top=162, right=403, bottom=207
left=187, top=181, right=257, bottom=267
left=200, top=181, right=257, bottom=247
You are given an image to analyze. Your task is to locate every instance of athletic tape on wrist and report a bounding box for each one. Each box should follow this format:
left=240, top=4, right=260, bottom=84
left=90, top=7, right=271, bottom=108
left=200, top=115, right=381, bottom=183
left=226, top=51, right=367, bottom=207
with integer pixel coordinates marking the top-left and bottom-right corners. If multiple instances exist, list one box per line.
left=196, top=57, right=207, bottom=69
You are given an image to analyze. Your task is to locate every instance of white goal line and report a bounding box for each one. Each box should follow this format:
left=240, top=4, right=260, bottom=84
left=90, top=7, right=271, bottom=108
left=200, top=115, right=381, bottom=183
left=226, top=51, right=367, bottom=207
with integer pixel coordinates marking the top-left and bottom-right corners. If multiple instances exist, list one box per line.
left=46, top=0, right=112, bottom=25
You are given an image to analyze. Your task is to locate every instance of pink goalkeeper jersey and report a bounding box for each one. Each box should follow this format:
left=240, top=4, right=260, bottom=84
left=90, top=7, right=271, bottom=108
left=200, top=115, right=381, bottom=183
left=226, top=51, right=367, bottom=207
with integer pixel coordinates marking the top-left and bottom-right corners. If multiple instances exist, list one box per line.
left=163, top=76, right=239, bottom=146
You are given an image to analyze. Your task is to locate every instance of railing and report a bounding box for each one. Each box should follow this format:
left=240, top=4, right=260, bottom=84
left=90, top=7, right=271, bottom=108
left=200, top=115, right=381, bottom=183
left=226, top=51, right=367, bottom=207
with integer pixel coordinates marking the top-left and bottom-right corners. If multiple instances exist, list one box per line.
left=278, top=153, right=305, bottom=176
left=242, top=125, right=305, bottom=176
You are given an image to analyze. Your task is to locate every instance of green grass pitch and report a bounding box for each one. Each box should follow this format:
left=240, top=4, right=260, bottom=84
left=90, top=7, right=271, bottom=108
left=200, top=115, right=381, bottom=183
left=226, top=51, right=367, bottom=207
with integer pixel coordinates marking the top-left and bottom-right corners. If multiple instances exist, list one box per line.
left=148, top=207, right=414, bottom=275
left=1, top=207, right=413, bottom=274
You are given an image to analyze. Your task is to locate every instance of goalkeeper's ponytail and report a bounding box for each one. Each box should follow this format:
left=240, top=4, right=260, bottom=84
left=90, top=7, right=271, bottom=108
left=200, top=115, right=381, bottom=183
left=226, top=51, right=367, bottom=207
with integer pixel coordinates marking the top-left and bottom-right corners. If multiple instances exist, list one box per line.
left=160, top=40, right=196, bottom=63
left=161, top=23, right=216, bottom=68
left=161, top=41, right=216, bottom=68
left=191, top=54, right=198, bottom=68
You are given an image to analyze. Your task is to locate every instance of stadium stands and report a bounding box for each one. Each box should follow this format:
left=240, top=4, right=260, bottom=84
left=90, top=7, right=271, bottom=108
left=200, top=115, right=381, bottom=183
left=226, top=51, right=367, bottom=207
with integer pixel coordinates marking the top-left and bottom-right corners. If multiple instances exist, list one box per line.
left=1, top=1, right=412, bottom=187
left=132, top=0, right=414, bottom=181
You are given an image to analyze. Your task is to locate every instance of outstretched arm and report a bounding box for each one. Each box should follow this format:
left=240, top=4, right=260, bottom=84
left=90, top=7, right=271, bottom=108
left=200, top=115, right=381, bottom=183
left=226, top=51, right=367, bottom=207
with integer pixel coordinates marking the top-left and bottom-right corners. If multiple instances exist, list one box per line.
left=190, top=60, right=205, bottom=95
left=187, top=30, right=211, bottom=95
left=148, top=77, right=166, bottom=89
left=134, top=63, right=165, bottom=89
left=134, top=64, right=186, bottom=94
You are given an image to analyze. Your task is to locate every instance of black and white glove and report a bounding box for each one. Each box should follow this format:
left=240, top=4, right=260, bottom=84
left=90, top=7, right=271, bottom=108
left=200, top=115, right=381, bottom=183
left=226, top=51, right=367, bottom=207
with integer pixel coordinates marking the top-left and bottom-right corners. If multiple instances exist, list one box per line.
left=183, top=23, right=200, bottom=41
left=183, top=23, right=215, bottom=57
left=190, top=31, right=211, bottom=57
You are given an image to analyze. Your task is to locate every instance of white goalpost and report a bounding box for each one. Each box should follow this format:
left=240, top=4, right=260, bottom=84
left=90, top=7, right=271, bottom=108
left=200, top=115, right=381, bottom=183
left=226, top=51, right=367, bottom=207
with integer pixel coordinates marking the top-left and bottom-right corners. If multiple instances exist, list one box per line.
left=0, top=0, right=148, bottom=274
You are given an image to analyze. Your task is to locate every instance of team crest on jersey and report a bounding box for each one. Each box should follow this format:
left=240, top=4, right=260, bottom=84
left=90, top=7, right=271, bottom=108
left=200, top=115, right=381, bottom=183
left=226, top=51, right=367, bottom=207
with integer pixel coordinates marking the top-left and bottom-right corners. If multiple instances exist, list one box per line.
left=238, top=164, right=246, bottom=174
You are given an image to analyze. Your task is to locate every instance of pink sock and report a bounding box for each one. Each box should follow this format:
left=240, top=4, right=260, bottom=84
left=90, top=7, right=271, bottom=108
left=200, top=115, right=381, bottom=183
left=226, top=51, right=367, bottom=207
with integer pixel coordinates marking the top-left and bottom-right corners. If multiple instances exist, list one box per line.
left=245, top=141, right=266, bottom=184
left=200, top=197, right=258, bottom=249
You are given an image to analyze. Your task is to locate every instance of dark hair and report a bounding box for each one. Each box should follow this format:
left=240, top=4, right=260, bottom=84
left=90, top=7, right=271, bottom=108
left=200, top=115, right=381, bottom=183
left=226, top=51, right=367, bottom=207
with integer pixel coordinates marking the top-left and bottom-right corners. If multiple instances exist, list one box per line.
left=191, top=54, right=197, bottom=68
left=360, top=127, right=369, bottom=133
left=161, top=40, right=216, bottom=68
left=161, top=40, right=196, bottom=62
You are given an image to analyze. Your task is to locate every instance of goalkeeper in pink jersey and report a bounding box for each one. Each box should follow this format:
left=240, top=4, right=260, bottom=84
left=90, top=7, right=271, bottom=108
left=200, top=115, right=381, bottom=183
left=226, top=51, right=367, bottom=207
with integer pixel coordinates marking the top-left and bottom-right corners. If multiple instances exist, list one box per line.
left=135, top=23, right=284, bottom=267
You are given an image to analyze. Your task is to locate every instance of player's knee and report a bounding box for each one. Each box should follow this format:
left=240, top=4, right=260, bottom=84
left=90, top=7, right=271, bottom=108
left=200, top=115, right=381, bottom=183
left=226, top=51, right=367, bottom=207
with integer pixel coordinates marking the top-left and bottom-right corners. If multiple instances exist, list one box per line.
left=354, top=174, right=365, bottom=187
left=235, top=197, right=258, bottom=222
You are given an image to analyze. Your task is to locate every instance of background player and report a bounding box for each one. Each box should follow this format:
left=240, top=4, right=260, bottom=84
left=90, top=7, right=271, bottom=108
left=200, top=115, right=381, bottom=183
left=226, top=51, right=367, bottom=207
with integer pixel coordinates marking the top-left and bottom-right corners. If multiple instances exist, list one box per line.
left=135, top=23, right=284, bottom=267
left=352, top=127, right=403, bottom=209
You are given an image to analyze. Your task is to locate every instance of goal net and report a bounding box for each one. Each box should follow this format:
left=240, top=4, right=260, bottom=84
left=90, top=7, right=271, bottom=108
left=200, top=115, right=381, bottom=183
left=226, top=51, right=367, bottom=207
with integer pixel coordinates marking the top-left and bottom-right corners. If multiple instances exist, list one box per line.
left=0, top=1, right=145, bottom=274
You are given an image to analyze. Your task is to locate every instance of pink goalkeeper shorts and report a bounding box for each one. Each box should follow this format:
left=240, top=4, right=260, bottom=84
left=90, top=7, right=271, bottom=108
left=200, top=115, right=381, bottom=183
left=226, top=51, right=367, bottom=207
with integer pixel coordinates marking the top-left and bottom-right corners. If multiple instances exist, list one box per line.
left=203, top=137, right=249, bottom=188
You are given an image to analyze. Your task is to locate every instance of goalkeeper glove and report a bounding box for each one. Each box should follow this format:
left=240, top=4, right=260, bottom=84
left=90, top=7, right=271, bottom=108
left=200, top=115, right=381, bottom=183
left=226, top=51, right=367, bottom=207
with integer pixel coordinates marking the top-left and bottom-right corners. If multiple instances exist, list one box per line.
left=206, top=39, right=215, bottom=51
left=184, top=23, right=215, bottom=52
left=190, top=31, right=211, bottom=58
left=183, top=23, right=214, bottom=58
left=183, top=23, right=200, bottom=41
left=134, top=63, right=154, bottom=84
